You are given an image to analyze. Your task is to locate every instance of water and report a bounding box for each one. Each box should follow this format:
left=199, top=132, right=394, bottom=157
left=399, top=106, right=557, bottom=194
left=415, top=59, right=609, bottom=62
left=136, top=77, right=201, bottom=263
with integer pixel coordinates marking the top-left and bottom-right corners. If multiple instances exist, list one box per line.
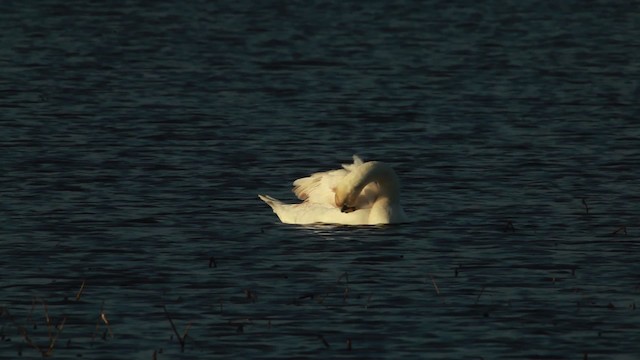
left=1, top=0, right=639, bottom=358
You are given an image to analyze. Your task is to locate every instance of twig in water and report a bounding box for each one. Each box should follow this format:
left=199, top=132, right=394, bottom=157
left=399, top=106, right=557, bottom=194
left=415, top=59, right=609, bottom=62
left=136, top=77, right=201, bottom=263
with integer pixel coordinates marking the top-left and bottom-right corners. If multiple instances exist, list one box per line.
left=76, top=280, right=86, bottom=301
left=6, top=301, right=66, bottom=357
left=346, top=338, right=352, bottom=351
left=163, top=306, right=182, bottom=347
left=101, top=312, right=114, bottom=338
left=429, top=275, right=440, bottom=295
left=5, top=307, right=44, bottom=355
left=209, top=257, right=217, bottom=268
left=45, top=317, right=66, bottom=356
left=163, top=305, right=191, bottom=352
left=93, top=301, right=113, bottom=341
left=182, top=322, right=192, bottom=344
left=581, top=198, right=589, bottom=215
left=612, top=226, right=627, bottom=236
left=27, top=298, right=37, bottom=329
left=40, top=299, right=52, bottom=340
left=318, top=335, right=330, bottom=348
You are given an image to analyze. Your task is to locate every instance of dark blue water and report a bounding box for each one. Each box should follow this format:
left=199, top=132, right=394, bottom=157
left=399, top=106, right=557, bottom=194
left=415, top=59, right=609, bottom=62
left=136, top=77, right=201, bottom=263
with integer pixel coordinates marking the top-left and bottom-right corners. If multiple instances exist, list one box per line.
left=2, top=0, right=639, bottom=358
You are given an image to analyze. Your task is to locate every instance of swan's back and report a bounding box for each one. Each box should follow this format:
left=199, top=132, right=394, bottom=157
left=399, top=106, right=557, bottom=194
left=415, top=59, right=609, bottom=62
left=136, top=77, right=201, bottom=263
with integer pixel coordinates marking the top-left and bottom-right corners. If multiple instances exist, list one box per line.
left=292, top=155, right=376, bottom=208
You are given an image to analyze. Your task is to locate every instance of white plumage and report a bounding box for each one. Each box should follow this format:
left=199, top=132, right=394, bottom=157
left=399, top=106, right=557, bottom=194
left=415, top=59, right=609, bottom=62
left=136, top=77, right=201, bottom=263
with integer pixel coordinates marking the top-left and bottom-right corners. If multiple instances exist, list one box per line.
left=258, top=155, right=407, bottom=225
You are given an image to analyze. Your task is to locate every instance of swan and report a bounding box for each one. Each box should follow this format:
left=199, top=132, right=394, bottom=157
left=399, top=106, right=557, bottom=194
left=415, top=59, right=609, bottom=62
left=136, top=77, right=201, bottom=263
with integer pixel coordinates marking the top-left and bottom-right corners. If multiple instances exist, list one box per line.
left=258, top=155, right=408, bottom=225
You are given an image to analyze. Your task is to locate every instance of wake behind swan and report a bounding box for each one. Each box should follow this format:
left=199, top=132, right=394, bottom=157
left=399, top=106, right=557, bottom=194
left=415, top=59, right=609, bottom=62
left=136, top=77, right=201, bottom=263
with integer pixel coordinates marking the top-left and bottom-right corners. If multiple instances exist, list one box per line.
left=258, top=155, right=408, bottom=225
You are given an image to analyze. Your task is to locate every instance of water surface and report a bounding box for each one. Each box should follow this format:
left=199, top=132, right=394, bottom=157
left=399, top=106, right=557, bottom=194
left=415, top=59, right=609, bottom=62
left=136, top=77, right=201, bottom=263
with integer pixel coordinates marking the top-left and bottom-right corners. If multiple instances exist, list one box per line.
left=1, top=0, right=639, bottom=358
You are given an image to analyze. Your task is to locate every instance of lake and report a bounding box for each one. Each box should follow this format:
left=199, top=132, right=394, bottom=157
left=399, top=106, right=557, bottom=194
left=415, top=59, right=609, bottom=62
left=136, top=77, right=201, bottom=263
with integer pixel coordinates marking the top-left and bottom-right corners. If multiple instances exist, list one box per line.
left=1, top=0, right=639, bottom=358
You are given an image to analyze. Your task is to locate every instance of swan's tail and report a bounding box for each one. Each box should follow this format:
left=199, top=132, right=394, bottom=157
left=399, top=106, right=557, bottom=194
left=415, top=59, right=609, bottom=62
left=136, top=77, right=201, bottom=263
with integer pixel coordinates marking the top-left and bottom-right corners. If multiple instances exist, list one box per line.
left=258, top=194, right=282, bottom=210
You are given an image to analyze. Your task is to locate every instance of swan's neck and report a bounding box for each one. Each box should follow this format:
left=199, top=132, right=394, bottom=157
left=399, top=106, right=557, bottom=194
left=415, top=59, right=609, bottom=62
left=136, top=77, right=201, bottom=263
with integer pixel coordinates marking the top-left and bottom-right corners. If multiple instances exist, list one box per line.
left=342, top=161, right=401, bottom=205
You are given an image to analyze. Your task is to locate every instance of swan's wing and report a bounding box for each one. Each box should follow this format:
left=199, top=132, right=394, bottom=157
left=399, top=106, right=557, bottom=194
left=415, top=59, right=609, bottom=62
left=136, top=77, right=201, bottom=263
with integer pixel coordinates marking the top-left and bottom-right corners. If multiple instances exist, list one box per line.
left=292, top=155, right=367, bottom=206
left=292, top=168, right=346, bottom=205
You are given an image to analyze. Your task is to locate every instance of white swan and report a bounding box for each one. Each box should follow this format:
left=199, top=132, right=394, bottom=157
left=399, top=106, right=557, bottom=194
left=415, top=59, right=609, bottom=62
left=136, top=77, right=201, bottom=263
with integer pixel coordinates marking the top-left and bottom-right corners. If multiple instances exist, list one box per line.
left=258, top=155, right=408, bottom=225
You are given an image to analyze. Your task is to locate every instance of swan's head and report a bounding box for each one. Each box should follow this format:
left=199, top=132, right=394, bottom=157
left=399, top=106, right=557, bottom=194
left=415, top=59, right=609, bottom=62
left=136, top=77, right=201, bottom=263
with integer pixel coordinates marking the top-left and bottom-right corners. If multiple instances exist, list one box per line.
left=334, top=184, right=358, bottom=213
